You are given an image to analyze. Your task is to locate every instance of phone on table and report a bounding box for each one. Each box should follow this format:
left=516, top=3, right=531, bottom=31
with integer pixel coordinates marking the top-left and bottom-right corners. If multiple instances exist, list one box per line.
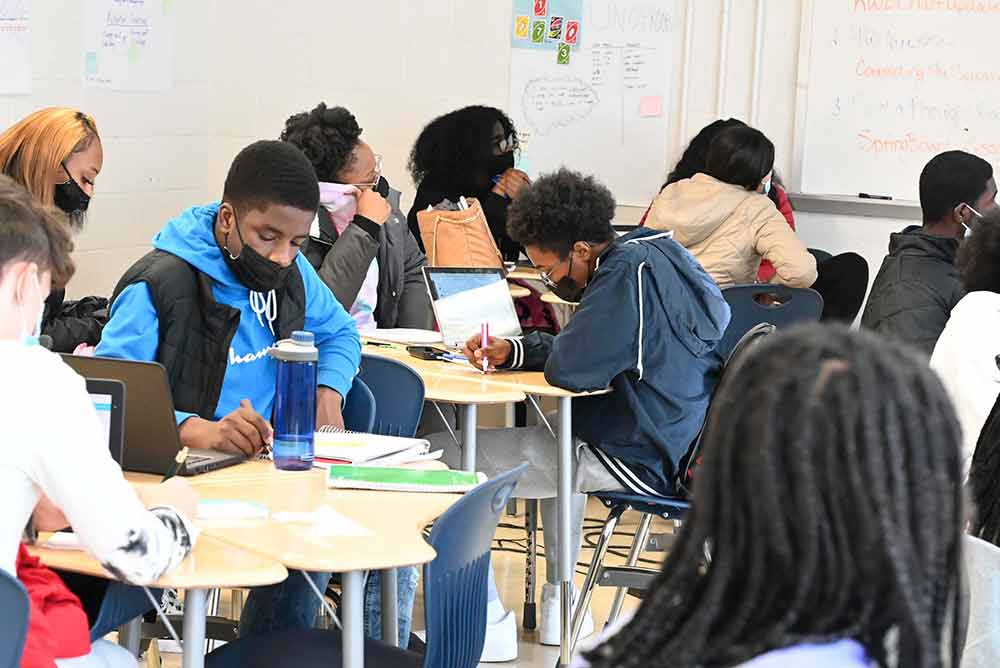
left=407, top=346, right=448, bottom=361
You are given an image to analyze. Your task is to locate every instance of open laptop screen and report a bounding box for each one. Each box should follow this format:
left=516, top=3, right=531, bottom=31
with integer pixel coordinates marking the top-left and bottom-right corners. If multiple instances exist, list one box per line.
left=423, top=268, right=522, bottom=348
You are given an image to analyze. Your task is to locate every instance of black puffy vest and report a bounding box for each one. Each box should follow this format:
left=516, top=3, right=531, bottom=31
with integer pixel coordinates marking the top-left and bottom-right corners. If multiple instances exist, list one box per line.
left=110, top=250, right=306, bottom=419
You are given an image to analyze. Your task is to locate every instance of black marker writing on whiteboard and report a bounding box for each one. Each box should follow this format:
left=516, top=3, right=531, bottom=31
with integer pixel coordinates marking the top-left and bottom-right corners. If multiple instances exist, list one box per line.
left=858, top=193, right=892, bottom=201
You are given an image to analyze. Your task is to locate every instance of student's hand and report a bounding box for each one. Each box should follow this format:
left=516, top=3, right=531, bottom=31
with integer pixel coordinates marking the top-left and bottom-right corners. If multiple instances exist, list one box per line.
left=354, top=188, right=392, bottom=225
left=135, top=478, right=199, bottom=520
left=32, top=494, right=70, bottom=532
left=463, top=334, right=513, bottom=370
left=491, top=169, right=531, bottom=201
left=316, top=387, right=345, bottom=430
left=179, top=400, right=272, bottom=457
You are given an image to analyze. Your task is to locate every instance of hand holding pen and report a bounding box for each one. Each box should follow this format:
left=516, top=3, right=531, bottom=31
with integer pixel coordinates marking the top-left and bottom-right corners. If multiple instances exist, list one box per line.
left=463, top=332, right=512, bottom=372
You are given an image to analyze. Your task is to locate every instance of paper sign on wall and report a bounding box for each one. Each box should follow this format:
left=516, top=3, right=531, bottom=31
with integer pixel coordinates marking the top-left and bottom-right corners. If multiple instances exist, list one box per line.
left=0, top=0, right=31, bottom=94
left=84, top=0, right=174, bottom=91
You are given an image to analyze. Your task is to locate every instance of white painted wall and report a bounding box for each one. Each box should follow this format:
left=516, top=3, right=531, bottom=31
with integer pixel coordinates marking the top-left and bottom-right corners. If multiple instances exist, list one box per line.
left=1, top=0, right=917, bottom=299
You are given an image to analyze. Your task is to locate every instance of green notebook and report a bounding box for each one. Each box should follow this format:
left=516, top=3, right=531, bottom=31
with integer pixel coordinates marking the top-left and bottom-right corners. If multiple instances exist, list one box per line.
left=326, top=465, right=485, bottom=493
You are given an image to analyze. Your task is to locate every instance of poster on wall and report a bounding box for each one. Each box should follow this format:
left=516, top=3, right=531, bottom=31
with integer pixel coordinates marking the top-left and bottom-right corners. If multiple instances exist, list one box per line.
left=0, top=0, right=31, bottom=94
left=509, top=0, right=677, bottom=207
left=83, top=0, right=175, bottom=91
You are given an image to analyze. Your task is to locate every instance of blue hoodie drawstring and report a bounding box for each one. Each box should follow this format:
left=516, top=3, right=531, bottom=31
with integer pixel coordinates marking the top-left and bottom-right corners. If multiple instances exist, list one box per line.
left=250, top=289, right=277, bottom=336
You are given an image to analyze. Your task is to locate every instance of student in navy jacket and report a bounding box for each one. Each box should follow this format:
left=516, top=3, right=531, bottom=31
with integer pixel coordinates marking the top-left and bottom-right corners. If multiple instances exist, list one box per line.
left=432, top=168, right=731, bottom=652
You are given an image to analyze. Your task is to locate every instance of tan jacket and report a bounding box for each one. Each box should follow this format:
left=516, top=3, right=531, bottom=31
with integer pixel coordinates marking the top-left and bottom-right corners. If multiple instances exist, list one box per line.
left=646, top=173, right=817, bottom=289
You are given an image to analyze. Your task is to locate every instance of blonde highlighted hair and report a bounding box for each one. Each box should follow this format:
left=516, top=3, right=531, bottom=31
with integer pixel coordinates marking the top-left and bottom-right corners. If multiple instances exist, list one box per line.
left=0, top=108, right=99, bottom=207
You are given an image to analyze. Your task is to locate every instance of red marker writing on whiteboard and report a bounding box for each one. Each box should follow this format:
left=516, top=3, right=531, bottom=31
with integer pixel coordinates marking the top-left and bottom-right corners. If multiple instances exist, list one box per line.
left=481, top=322, right=490, bottom=373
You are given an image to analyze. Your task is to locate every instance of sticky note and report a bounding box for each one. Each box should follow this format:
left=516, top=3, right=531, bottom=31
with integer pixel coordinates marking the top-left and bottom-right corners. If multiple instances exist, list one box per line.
left=531, top=20, right=546, bottom=43
left=163, top=0, right=174, bottom=14
left=534, top=0, right=548, bottom=17
left=557, top=42, right=571, bottom=65
left=639, top=96, right=663, bottom=118
left=127, top=43, right=141, bottom=65
left=565, top=20, right=580, bottom=45
left=85, top=51, right=98, bottom=75
left=515, top=15, right=530, bottom=39
left=548, top=15, right=563, bottom=41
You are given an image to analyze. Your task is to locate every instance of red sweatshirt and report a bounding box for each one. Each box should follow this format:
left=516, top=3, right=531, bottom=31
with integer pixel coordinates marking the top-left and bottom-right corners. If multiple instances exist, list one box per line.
left=16, top=544, right=91, bottom=668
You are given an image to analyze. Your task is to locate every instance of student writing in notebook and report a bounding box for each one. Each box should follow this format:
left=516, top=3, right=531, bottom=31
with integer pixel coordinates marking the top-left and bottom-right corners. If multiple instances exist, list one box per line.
left=431, top=169, right=730, bottom=655
left=0, top=176, right=196, bottom=668
left=94, top=141, right=361, bottom=639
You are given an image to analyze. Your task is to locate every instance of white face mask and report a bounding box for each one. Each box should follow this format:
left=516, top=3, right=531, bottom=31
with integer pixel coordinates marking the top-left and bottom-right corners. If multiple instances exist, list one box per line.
left=762, top=178, right=772, bottom=196
left=962, top=203, right=984, bottom=239
left=17, top=270, right=44, bottom=346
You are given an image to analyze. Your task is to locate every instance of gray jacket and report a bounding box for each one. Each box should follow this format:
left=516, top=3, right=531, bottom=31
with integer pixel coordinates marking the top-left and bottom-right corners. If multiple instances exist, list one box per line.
left=306, top=189, right=433, bottom=329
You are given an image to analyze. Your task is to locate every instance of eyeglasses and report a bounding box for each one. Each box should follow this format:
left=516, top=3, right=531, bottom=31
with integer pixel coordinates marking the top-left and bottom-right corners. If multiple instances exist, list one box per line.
left=493, top=134, right=516, bottom=154
left=347, top=154, right=383, bottom=190
left=540, top=254, right=573, bottom=289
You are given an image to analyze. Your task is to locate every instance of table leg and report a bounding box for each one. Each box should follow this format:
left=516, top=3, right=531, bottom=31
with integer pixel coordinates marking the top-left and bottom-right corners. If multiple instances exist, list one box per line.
left=118, top=617, right=141, bottom=656
left=380, top=568, right=399, bottom=647
left=182, top=589, right=207, bottom=668
left=557, top=396, right=574, bottom=667
left=461, top=404, right=478, bottom=472
left=342, top=570, right=365, bottom=668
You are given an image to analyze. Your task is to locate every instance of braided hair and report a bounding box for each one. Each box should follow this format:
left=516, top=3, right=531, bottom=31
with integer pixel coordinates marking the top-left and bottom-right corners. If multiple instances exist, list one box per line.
left=586, top=324, right=965, bottom=668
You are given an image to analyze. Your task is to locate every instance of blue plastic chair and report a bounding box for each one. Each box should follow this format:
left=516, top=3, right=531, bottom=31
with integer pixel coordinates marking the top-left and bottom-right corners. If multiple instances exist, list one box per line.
left=205, top=464, right=527, bottom=668
left=358, top=355, right=426, bottom=437
left=0, top=568, right=30, bottom=668
left=342, top=376, right=376, bottom=433
left=717, top=284, right=823, bottom=359
left=568, top=324, right=776, bottom=651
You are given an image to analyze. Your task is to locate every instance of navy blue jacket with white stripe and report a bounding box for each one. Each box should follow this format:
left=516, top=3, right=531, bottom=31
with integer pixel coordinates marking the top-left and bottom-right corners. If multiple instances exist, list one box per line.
left=501, top=228, right=731, bottom=495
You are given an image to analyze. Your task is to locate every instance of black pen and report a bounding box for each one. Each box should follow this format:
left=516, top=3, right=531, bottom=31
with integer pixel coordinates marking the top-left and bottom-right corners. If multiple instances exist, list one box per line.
left=162, top=447, right=189, bottom=482
left=858, top=192, right=892, bottom=200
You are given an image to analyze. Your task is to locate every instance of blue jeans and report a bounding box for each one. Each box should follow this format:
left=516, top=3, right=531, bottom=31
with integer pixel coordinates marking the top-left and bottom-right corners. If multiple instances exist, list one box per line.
left=238, top=567, right=418, bottom=644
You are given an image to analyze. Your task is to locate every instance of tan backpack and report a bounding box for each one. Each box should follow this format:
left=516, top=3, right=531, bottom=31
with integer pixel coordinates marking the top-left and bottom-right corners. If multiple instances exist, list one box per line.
left=416, top=197, right=504, bottom=269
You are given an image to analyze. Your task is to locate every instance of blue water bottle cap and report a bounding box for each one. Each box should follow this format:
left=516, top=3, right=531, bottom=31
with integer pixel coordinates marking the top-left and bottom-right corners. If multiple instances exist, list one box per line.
left=291, top=330, right=314, bottom=345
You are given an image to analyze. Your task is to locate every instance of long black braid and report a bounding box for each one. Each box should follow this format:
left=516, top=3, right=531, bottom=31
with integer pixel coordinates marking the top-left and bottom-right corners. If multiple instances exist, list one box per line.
left=586, top=324, right=966, bottom=668
left=969, top=394, right=1000, bottom=545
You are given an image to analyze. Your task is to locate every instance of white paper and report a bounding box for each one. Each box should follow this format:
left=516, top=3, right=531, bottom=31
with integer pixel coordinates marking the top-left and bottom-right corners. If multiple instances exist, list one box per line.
left=434, top=280, right=522, bottom=348
left=271, top=505, right=372, bottom=537
left=366, top=329, right=443, bottom=345
left=0, top=0, right=30, bottom=94
left=196, top=499, right=270, bottom=522
left=83, top=0, right=174, bottom=91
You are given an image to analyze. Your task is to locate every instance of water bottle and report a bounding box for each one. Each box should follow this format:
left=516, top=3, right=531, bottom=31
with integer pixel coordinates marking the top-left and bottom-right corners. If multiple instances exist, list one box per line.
left=269, top=330, right=318, bottom=471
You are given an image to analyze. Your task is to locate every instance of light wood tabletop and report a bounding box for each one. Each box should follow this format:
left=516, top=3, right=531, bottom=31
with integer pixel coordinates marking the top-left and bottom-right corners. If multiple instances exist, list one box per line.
left=508, top=282, right=531, bottom=299
left=541, top=291, right=579, bottom=307
left=28, top=532, right=288, bottom=590
left=506, top=267, right=542, bottom=281
left=186, top=461, right=460, bottom=573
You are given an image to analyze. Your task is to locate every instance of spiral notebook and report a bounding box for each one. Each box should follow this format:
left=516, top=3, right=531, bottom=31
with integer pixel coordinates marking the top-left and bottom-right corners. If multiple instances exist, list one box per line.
left=314, top=427, right=433, bottom=466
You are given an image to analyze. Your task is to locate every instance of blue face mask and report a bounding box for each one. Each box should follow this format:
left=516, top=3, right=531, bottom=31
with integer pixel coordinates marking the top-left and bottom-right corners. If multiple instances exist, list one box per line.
left=18, top=271, right=44, bottom=346
left=762, top=178, right=772, bottom=196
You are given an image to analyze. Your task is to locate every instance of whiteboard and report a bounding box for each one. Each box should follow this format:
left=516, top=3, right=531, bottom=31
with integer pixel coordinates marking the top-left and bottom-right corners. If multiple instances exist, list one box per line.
left=798, top=1, right=1000, bottom=202
left=508, top=0, right=678, bottom=207
left=0, top=0, right=30, bottom=94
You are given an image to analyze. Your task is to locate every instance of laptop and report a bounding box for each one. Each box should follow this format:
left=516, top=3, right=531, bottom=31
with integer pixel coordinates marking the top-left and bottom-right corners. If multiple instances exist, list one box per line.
left=85, top=378, right=126, bottom=465
left=61, top=355, right=245, bottom=476
left=422, top=267, right=522, bottom=349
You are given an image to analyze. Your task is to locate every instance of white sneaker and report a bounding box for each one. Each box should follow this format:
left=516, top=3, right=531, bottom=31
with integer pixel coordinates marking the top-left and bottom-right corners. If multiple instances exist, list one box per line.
left=480, top=599, right=518, bottom=662
left=539, top=582, right=594, bottom=646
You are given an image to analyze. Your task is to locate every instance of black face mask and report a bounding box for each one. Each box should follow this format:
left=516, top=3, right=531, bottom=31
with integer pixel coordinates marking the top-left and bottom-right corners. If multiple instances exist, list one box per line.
left=374, top=175, right=390, bottom=198
left=489, top=151, right=515, bottom=179
left=549, top=254, right=586, bottom=302
left=221, top=212, right=294, bottom=293
left=54, top=163, right=91, bottom=226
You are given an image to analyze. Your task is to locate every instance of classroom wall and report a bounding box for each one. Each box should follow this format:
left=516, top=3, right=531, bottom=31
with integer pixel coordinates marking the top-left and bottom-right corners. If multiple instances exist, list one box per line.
left=2, top=0, right=907, bottom=300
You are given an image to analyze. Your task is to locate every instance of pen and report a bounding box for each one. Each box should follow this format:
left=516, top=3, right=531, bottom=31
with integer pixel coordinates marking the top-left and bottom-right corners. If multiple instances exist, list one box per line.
left=163, top=447, right=189, bottom=482
left=858, top=192, right=893, bottom=200
left=481, top=322, right=490, bottom=373
left=364, top=341, right=395, bottom=349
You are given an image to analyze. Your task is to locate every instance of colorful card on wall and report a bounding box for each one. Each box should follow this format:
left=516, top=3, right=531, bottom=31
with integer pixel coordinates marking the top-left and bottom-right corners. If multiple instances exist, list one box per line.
left=512, top=0, right=581, bottom=51
left=547, top=16, right=563, bottom=41
left=515, top=15, right=530, bottom=39
left=556, top=42, right=571, bottom=65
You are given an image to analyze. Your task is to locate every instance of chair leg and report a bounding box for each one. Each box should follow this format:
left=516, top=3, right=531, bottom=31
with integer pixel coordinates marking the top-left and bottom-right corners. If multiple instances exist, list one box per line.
left=206, top=588, right=220, bottom=653
left=605, top=513, right=653, bottom=627
left=523, top=498, right=539, bottom=630
left=570, top=503, right=627, bottom=652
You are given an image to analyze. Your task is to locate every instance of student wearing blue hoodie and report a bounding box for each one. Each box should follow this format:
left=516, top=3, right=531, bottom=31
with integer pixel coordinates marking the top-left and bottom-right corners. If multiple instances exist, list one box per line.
left=95, top=140, right=361, bottom=636
left=433, top=169, right=730, bottom=657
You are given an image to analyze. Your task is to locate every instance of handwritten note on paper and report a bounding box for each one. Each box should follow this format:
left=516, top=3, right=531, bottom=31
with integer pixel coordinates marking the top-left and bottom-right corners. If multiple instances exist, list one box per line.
left=84, top=0, right=174, bottom=91
left=0, top=0, right=30, bottom=94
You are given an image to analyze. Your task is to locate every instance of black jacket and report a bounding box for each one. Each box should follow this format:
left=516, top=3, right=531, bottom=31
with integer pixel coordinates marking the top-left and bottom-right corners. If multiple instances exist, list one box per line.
left=499, top=229, right=730, bottom=495
left=406, top=181, right=521, bottom=262
left=306, top=189, right=432, bottom=329
left=42, top=289, right=107, bottom=352
left=110, top=250, right=306, bottom=419
left=860, top=226, right=964, bottom=356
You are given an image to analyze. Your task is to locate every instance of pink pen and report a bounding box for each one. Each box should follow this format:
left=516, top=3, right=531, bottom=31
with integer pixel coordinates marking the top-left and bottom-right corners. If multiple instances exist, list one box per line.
left=481, top=322, right=490, bottom=373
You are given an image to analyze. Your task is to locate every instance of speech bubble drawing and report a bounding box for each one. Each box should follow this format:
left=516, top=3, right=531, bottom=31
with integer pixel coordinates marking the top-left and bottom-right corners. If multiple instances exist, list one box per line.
left=522, top=77, right=599, bottom=136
